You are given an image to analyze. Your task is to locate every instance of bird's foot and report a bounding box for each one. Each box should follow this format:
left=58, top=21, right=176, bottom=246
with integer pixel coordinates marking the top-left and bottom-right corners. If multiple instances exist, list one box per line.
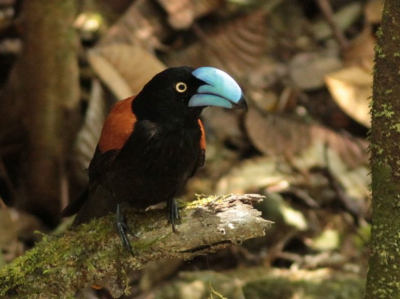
left=116, top=204, right=136, bottom=256
left=167, top=199, right=180, bottom=232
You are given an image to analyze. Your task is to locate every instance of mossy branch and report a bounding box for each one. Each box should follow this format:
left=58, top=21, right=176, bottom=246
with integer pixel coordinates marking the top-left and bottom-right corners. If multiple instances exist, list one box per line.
left=0, top=194, right=271, bottom=298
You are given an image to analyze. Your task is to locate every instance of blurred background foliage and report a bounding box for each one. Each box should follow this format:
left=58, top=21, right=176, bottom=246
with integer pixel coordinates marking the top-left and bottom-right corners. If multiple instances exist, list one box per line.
left=0, top=0, right=377, bottom=298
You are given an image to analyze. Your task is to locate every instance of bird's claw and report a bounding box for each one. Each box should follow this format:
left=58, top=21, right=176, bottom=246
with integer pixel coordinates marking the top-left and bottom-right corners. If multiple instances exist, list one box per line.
left=167, top=199, right=180, bottom=233
left=116, top=204, right=136, bottom=256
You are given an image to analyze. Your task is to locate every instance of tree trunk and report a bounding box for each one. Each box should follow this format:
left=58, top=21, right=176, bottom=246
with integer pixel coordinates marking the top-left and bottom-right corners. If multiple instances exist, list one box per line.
left=365, top=0, right=400, bottom=297
left=16, top=0, right=80, bottom=226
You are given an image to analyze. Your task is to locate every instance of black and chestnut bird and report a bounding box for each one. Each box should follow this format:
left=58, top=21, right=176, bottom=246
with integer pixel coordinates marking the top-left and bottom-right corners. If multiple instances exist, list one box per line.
left=62, top=66, right=247, bottom=250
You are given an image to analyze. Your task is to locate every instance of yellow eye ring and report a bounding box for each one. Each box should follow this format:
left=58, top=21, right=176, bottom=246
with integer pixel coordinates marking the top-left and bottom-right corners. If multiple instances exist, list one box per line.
left=175, top=82, right=187, bottom=93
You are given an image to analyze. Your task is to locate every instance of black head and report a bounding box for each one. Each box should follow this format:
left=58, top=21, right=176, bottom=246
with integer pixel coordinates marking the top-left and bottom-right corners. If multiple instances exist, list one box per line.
left=132, top=66, right=205, bottom=123
left=131, top=66, right=247, bottom=124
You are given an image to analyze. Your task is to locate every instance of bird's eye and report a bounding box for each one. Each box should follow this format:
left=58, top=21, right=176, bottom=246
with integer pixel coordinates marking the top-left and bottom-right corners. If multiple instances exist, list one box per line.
left=175, top=82, right=187, bottom=93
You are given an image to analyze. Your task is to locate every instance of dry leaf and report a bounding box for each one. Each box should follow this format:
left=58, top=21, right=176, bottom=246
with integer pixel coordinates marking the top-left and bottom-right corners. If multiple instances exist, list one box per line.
left=242, top=109, right=370, bottom=203
left=88, top=43, right=166, bottom=99
left=157, top=0, right=195, bottom=29
left=201, top=107, right=248, bottom=150
left=72, top=79, right=107, bottom=175
left=289, top=51, right=342, bottom=90
left=156, top=0, right=222, bottom=29
left=342, top=26, right=375, bottom=70
left=216, top=153, right=369, bottom=204
left=219, top=109, right=370, bottom=205
left=191, top=0, right=224, bottom=19
left=244, top=108, right=368, bottom=168
left=216, top=156, right=290, bottom=195
left=99, top=0, right=171, bottom=49
left=324, top=66, right=372, bottom=127
left=245, top=110, right=310, bottom=157
left=88, top=47, right=133, bottom=99
left=162, top=10, right=267, bottom=80
left=364, top=0, right=383, bottom=24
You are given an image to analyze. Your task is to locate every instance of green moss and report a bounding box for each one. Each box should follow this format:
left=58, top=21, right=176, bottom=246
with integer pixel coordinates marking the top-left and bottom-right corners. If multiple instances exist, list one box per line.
left=368, top=162, right=400, bottom=296
left=0, top=213, right=168, bottom=297
left=186, top=194, right=230, bottom=209
left=376, top=27, right=383, bottom=38
left=375, top=103, right=394, bottom=118
left=391, top=124, right=400, bottom=133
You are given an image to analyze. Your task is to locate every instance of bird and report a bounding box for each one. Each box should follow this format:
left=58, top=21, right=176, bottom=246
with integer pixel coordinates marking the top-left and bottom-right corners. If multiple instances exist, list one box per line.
left=62, top=66, right=247, bottom=252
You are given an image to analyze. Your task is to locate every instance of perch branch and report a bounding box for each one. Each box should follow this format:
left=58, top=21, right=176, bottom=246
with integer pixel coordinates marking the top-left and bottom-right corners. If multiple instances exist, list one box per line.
left=0, top=194, right=271, bottom=298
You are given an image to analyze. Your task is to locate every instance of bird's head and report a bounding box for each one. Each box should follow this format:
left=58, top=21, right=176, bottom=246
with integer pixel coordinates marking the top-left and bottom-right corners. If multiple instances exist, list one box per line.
left=132, top=66, right=247, bottom=123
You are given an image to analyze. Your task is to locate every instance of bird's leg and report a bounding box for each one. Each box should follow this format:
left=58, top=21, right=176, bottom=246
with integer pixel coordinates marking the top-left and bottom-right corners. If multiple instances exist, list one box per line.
left=167, top=199, right=180, bottom=232
left=116, top=204, right=135, bottom=256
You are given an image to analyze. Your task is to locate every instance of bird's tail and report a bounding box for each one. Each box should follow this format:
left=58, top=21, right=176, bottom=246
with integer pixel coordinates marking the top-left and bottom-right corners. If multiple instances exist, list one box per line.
left=63, top=184, right=117, bottom=226
left=61, top=187, right=89, bottom=218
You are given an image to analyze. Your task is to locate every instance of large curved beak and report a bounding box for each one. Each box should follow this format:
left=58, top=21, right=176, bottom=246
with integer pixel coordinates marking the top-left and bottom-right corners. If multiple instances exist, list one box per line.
left=188, top=67, right=247, bottom=111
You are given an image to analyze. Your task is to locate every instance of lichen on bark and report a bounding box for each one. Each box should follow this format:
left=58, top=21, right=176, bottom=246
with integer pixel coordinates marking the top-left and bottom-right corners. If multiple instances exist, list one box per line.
left=365, top=0, right=400, bottom=298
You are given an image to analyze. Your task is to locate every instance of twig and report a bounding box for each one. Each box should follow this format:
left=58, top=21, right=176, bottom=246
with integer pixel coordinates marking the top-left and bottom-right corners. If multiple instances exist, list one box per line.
left=316, top=0, right=348, bottom=50
left=0, top=194, right=271, bottom=298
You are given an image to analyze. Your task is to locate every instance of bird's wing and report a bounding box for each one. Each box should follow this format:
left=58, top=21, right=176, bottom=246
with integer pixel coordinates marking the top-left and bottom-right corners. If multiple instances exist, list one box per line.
left=98, top=96, right=137, bottom=152
left=88, top=95, right=137, bottom=191
left=62, top=96, right=137, bottom=217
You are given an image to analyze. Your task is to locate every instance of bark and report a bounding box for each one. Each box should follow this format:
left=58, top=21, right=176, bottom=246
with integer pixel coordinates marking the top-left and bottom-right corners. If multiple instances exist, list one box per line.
left=16, top=0, right=80, bottom=226
left=365, top=1, right=400, bottom=298
left=0, top=194, right=271, bottom=298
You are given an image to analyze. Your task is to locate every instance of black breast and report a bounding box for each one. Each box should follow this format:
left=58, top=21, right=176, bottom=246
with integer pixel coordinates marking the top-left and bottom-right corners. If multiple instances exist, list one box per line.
left=105, top=119, right=202, bottom=208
